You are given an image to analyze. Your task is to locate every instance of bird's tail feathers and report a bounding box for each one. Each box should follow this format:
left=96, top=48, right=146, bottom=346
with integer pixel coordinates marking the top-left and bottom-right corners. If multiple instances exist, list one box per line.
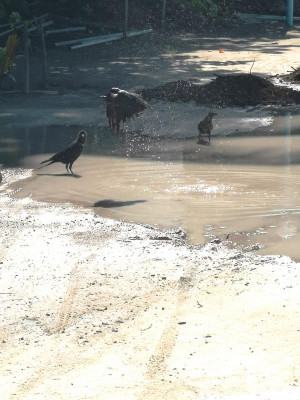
left=38, top=160, right=54, bottom=169
left=40, top=158, right=50, bottom=164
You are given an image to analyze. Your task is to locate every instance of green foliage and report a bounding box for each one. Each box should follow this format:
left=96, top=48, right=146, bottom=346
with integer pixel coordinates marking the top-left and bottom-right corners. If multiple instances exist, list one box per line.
left=0, top=0, right=29, bottom=19
left=9, top=10, right=22, bottom=25
left=183, top=0, right=229, bottom=17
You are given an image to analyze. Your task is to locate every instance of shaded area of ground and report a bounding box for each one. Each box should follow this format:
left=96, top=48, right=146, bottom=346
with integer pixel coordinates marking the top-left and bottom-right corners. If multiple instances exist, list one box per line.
left=140, top=74, right=300, bottom=106
left=1, top=18, right=299, bottom=94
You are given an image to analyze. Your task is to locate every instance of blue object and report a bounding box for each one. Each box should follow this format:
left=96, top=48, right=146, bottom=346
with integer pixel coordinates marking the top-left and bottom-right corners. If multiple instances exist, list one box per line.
left=286, top=0, right=294, bottom=26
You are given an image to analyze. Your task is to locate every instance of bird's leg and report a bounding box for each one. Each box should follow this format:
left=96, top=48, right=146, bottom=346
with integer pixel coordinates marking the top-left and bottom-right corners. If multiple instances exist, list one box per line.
left=69, top=163, right=74, bottom=175
left=116, top=117, right=122, bottom=135
left=114, top=119, right=119, bottom=135
left=111, top=118, right=116, bottom=134
left=66, top=164, right=70, bottom=174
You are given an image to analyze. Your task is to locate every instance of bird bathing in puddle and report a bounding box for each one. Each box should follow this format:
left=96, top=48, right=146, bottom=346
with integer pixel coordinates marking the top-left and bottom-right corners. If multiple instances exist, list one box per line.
left=39, top=130, right=87, bottom=175
left=100, top=88, right=151, bottom=135
left=198, top=111, right=217, bottom=144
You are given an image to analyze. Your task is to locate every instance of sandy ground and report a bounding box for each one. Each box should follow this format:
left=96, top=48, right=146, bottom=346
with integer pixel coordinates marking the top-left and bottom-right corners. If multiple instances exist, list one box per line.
left=1, top=19, right=300, bottom=400
left=1, top=171, right=300, bottom=400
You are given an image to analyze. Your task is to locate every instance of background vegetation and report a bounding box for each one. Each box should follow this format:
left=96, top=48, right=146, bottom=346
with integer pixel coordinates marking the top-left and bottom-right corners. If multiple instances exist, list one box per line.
left=0, top=0, right=299, bottom=26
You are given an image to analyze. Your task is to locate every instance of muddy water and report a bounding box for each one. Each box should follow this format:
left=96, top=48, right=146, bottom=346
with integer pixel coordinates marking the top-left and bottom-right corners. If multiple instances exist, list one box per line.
left=8, top=115, right=300, bottom=261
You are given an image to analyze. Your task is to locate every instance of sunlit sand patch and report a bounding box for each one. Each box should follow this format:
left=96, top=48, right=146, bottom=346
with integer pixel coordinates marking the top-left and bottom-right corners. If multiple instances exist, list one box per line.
left=0, top=168, right=32, bottom=191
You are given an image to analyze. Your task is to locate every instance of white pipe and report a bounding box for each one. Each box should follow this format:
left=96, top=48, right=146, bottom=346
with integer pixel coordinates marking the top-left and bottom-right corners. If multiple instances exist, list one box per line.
left=71, top=29, right=153, bottom=50
left=70, top=34, right=124, bottom=50
left=0, top=23, right=23, bottom=38
left=55, top=32, right=123, bottom=47
left=28, top=21, right=53, bottom=33
left=45, top=26, right=86, bottom=35
left=238, top=12, right=300, bottom=21
left=0, top=14, right=49, bottom=38
left=127, top=28, right=153, bottom=37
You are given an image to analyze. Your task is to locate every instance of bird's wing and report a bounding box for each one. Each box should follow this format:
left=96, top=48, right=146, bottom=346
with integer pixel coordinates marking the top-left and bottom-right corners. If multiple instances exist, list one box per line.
left=116, top=91, right=150, bottom=114
left=198, top=121, right=205, bottom=131
left=47, top=140, right=78, bottom=163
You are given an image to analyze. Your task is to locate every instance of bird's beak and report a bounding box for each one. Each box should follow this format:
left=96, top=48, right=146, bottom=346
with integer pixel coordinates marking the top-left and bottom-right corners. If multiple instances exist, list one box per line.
left=99, top=95, right=107, bottom=99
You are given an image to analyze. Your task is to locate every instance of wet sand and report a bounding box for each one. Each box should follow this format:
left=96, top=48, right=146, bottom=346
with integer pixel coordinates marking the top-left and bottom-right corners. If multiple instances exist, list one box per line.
left=13, top=135, right=300, bottom=261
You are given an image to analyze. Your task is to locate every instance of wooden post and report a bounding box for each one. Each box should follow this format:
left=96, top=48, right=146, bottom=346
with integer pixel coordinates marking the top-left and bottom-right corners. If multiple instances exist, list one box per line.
left=161, top=0, right=167, bottom=32
left=38, top=19, right=49, bottom=89
left=123, top=0, right=128, bottom=38
left=24, top=24, right=30, bottom=93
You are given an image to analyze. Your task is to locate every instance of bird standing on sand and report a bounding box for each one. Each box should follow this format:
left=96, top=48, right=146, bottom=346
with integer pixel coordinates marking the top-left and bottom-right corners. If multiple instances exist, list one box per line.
left=39, top=130, right=87, bottom=174
left=100, top=88, right=150, bottom=134
left=198, top=111, right=217, bottom=143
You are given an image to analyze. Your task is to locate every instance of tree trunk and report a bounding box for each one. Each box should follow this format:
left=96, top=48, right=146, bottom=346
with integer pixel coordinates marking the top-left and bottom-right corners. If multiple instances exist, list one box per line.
left=24, top=24, right=30, bottom=94
left=161, top=0, right=167, bottom=32
left=38, top=20, right=49, bottom=89
left=123, top=0, right=128, bottom=38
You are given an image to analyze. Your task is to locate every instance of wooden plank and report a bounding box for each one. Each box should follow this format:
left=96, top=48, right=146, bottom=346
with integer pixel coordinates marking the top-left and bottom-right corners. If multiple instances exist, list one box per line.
left=71, top=29, right=152, bottom=50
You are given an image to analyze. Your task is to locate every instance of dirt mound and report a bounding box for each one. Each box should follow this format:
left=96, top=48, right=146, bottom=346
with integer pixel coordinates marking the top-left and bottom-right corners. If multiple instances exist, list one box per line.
left=281, top=67, right=300, bottom=83
left=140, top=74, right=300, bottom=107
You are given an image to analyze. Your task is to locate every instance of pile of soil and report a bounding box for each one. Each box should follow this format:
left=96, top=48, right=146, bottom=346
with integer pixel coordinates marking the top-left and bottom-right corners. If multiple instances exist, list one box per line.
left=281, top=67, right=300, bottom=83
left=140, top=74, right=300, bottom=107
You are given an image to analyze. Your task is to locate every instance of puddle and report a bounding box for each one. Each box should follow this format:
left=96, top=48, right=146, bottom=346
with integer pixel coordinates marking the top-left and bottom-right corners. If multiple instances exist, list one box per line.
left=1, top=110, right=300, bottom=261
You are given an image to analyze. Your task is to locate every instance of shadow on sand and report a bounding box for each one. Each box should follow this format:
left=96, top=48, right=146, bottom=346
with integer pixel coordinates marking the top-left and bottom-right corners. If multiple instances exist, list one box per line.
left=93, top=199, right=147, bottom=208
left=37, top=173, right=82, bottom=178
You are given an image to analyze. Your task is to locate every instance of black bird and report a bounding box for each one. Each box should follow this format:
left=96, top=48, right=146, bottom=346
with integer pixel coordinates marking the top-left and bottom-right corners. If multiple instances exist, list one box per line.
left=100, top=88, right=150, bottom=134
left=39, top=130, right=87, bottom=174
left=198, top=111, right=217, bottom=143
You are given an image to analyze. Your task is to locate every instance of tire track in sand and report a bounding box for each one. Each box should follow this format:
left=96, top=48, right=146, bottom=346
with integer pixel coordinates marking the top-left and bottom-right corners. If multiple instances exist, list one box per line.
left=14, top=262, right=87, bottom=399
left=139, top=263, right=200, bottom=399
